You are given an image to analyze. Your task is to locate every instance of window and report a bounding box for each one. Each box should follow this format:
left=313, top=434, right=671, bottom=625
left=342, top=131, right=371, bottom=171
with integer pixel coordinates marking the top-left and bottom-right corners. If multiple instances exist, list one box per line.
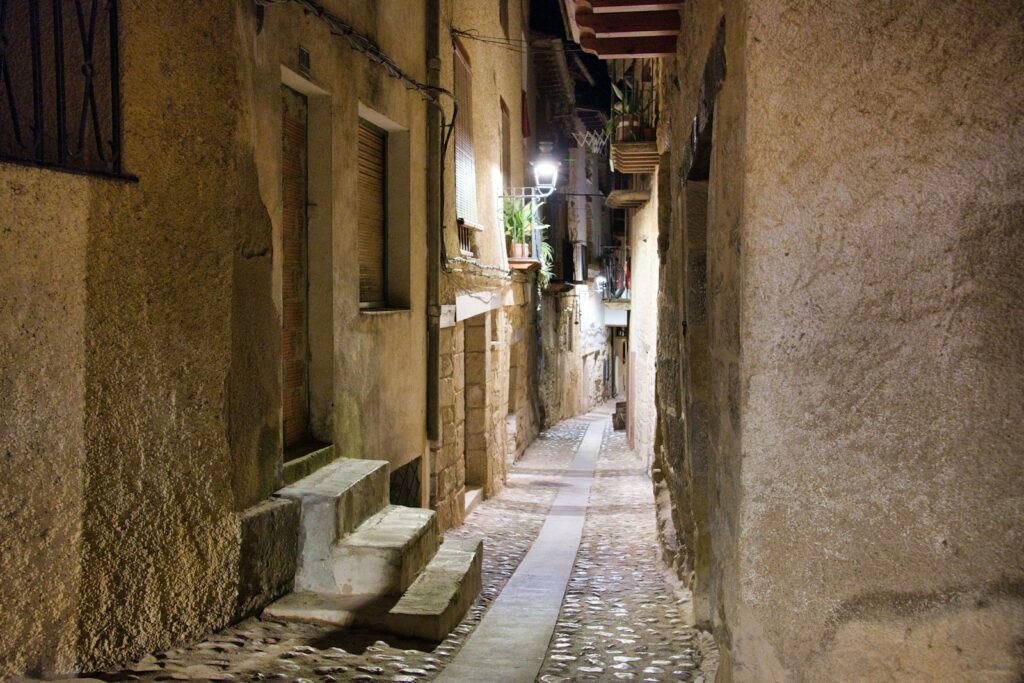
left=453, top=42, right=477, bottom=226
left=0, top=0, right=126, bottom=178
left=358, top=119, right=388, bottom=306
left=356, top=104, right=410, bottom=310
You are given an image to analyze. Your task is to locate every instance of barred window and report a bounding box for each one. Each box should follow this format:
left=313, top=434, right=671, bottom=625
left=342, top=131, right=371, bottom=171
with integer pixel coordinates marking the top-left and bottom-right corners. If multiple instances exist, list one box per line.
left=0, top=0, right=126, bottom=178
left=453, top=42, right=477, bottom=225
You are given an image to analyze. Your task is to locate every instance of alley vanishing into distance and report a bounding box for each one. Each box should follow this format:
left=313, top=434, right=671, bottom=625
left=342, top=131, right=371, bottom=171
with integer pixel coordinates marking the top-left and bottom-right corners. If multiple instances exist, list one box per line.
left=78, top=411, right=708, bottom=683
left=2, top=0, right=1022, bottom=681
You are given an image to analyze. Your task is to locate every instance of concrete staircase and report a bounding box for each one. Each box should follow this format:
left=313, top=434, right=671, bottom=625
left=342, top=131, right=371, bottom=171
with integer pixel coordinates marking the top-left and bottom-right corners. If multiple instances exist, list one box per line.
left=263, top=458, right=482, bottom=641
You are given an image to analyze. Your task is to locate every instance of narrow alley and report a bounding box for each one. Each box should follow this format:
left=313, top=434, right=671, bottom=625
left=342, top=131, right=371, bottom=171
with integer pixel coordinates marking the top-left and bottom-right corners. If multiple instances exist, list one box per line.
left=2, top=1, right=1022, bottom=682
left=76, top=412, right=707, bottom=683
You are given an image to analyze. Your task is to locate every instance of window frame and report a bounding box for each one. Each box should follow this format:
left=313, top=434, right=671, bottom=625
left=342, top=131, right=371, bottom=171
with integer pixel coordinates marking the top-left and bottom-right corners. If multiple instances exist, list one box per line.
left=357, top=117, right=390, bottom=309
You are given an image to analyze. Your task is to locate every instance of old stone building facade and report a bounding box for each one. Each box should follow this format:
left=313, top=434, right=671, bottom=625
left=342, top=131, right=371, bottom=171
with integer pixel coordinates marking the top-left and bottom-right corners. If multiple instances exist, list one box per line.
left=2, top=0, right=1022, bottom=681
left=641, top=1, right=1024, bottom=680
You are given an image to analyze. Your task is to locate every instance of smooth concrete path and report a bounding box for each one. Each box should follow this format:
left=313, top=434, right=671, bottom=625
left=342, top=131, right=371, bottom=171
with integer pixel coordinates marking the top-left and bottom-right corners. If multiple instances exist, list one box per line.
left=434, top=417, right=605, bottom=683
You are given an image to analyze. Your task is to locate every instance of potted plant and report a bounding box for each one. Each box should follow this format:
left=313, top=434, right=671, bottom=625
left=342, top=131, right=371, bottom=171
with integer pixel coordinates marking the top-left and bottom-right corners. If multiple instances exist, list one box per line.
left=607, top=80, right=654, bottom=142
left=502, top=197, right=541, bottom=259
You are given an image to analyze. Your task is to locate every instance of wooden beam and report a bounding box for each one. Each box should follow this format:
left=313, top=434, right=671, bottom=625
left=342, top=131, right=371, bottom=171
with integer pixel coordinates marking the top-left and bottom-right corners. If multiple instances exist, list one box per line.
left=577, top=10, right=680, bottom=37
left=587, top=0, right=684, bottom=13
left=579, top=34, right=677, bottom=58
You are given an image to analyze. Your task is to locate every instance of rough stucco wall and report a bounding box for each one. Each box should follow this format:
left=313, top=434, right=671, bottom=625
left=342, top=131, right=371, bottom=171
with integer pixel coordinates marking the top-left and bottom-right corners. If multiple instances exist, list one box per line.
left=628, top=191, right=660, bottom=465
left=76, top=1, right=250, bottom=668
left=734, top=1, right=1024, bottom=679
left=0, top=168, right=88, bottom=676
left=653, top=142, right=691, bottom=586
left=3, top=0, right=436, bottom=674
left=251, top=1, right=429, bottom=473
left=443, top=0, right=527, bottom=264
left=655, top=0, right=748, bottom=665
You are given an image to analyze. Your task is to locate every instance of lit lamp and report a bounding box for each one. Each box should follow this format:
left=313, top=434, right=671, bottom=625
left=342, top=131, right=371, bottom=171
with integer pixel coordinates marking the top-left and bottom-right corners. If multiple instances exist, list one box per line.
left=532, top=141, right=561, bottom=197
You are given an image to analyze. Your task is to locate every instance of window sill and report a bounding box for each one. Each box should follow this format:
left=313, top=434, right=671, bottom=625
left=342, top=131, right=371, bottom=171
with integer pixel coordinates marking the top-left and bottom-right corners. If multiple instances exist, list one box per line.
left=360, top=306, right=411, bottom=315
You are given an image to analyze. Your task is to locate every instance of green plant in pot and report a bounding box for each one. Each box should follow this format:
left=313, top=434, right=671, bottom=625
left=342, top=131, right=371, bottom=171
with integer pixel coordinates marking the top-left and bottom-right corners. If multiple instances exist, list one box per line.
left=502, top=197, right=541, bottom=259
left=607, top=80, right=654, bottom=143
left=502, top=197, right=554, bottom=289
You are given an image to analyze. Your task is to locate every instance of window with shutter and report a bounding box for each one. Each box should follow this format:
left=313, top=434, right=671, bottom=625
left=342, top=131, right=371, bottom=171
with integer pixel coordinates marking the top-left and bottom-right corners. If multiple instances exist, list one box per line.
left=454, top=44, right=477, bottom=225
left=358, top=120, right=388, bottom=306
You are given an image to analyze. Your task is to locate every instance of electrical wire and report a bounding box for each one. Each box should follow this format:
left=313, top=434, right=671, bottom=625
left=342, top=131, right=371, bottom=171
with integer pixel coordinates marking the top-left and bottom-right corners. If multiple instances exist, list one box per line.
left=256, top=0, right=454, bottom=106
left=451, top=28, right=587, bottom=55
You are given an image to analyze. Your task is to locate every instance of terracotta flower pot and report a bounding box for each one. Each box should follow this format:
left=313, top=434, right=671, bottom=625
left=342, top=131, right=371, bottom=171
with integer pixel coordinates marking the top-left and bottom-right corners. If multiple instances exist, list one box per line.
left=511, top=242, right=530, bottom=258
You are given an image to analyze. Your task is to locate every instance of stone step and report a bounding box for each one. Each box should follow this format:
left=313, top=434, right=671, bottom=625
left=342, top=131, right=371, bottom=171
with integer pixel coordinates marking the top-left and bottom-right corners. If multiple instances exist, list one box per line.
left=384, top=538, right=483, bottom=641
left=275, top=457, right=390, bottom=593
left=262, top=590, right=395, bottom=628
left=331, top=505, right=439, bottom=596
left=261, top=537, right=484, bottom=641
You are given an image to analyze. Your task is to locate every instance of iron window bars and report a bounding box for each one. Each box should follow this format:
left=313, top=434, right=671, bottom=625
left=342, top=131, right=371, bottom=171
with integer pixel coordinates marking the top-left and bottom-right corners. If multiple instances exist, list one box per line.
left=0, top=0, right=128, bottom=179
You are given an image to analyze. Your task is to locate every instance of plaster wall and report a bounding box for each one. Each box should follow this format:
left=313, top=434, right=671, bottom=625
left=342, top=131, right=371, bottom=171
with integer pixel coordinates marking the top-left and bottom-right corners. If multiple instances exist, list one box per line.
left=627, top=189, right=660, bottom=465
left=250, top=0, right=429, bottom=473
left=655, top=0, right=1024, bottom=680
left=735, top=1, right=1024, bottom=679
left=0, top=167, right=88, bottom=675
left=0, top=0, right=434, bottom=674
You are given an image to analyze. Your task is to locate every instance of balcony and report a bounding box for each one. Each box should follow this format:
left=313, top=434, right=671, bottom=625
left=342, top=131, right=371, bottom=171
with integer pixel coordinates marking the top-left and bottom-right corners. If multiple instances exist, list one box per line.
left=606, top=173, right=650, bottom=210
left=600, top=246, right=631, bottom=306
left=507, top=224, right=547, bottom=272
left=608, top=59, right=661, bottom=175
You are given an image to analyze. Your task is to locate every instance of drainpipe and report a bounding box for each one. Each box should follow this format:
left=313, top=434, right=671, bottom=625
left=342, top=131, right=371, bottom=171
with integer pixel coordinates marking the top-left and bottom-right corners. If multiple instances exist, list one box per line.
left=425, top=0, right=442, bottom=442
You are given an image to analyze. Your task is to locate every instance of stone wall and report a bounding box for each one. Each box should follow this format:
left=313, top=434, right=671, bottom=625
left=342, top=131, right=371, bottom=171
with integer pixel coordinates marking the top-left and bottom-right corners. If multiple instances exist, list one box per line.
left=539, top=285, right=609, bottom=427
left=654, top=0, right=1024, bottom=680
left=627, top=185, right=660, bottom=466
left=433, top=322, right=467, bottom=530
left=429, top=0, right=539, bottom=529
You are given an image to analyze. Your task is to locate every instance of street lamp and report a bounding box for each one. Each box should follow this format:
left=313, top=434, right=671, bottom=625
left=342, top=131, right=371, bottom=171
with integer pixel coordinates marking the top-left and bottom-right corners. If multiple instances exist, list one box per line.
left=532, top=141, right=561, bottom=197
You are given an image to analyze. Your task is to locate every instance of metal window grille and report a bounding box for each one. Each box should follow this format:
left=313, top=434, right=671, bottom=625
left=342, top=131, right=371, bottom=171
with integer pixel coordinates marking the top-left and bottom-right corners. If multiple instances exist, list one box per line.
left=0, top=0, right=127, bottom=178
left=453, top=43, right=477, bottom=225
left=389, top=457, right=421, bottom=508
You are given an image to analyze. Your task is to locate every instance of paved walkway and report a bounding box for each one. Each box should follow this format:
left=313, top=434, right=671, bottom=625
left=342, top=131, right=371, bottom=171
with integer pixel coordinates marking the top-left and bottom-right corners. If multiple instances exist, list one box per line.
left=79, top=412, right=710, bottom=682
left=434, top=417, right=604, bottom=682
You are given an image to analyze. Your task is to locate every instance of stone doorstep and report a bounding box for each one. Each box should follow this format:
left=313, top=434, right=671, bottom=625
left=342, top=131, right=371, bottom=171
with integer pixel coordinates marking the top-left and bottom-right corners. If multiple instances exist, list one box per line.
left=464, top=486, right=484, bottom=516
left=386, top=538, right=484, bottom=642
left=262, top=538, right=484, bottom=642
left=261, top=590, right=396, bottom=628
left=275, top=457, right=390, bottom=593
left=331, top=505, right=439, bottom=596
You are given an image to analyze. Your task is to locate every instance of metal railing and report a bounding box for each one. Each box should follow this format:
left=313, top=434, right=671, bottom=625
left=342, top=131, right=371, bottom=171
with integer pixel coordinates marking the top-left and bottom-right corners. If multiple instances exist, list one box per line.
left=608, top=58, right=661, bottom=144
left=601, top=246, right=630, bottom=301
left=0, top=0, right=126, bottom=178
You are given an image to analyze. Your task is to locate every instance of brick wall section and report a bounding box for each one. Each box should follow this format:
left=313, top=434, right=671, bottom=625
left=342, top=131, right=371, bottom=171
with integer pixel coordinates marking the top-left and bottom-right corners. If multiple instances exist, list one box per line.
left=431, top=323, right=466, bottom=530
left=430, top=278, right=541, bottom=531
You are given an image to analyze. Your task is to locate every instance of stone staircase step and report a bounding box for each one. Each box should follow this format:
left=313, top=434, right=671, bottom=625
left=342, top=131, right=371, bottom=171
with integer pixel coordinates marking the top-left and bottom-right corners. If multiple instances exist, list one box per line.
left=384, top=538, right=483, bottom=641
left=332, top=505, right=439, bottom=596
left=262, top=590, right=395, bottom=628
left=275, top=458, right=389, bottom=593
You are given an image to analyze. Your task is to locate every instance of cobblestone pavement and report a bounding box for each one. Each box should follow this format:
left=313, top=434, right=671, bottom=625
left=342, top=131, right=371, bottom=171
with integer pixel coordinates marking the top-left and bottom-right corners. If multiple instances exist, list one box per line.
left=536, top=424, right=712, bottom=683
left=71, top=414, right=710, bottom=683
left=80, top=419, right=589, bottom=683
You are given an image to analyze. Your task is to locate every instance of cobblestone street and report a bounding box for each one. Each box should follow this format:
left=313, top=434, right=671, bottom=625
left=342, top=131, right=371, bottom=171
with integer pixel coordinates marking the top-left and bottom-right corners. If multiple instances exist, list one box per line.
left=75, top=414, right=708, bottom=683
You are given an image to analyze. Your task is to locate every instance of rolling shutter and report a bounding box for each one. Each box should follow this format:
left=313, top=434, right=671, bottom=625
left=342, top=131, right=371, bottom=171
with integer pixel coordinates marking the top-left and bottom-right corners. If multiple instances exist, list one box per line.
left=454, top=45, right=478, bottom=224
left=358, top=120, right=387, bottom=305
